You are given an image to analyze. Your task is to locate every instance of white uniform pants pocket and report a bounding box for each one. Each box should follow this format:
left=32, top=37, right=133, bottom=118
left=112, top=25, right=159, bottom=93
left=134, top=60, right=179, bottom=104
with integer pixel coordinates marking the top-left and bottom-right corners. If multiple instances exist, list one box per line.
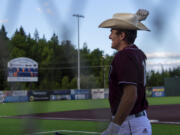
left=129, top=116, right=152, bottom=135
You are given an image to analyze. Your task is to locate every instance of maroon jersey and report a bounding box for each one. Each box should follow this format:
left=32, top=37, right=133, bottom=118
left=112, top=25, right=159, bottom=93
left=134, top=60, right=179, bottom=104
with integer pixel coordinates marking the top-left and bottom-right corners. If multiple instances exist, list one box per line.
left=109, top=44, right=148, bottom=115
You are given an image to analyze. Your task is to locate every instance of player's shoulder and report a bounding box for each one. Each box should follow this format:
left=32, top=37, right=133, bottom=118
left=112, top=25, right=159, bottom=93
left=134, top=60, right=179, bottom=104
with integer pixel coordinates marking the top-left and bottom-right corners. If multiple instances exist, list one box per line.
left=125, top=45, right=146, bottom=59
left=115, top=44, right=147, bottom=60
left=115, top=45, right=137, bottom=58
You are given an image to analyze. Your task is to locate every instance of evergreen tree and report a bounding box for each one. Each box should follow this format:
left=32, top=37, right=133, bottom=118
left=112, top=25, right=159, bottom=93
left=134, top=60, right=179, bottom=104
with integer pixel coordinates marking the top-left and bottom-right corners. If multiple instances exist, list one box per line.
left=9, top=26, right=27, bottom=58
left=0, top=25, right=9, bottom=89
left=34, top=29, right=39, bottom=42
left=0, top=25, right=8, bottom=40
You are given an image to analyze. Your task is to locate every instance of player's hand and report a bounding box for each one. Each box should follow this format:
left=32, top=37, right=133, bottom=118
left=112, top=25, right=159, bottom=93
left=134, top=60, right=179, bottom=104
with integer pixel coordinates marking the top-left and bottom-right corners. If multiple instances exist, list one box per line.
left=136, top=9, right=149, bottom=21
left=101, top=122, right=120, bottom=135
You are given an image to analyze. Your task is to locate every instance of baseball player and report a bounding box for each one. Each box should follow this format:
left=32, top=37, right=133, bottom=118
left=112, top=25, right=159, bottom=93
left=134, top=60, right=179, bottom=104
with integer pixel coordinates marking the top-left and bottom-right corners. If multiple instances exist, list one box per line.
left=99, top=9, right=152, bottom=135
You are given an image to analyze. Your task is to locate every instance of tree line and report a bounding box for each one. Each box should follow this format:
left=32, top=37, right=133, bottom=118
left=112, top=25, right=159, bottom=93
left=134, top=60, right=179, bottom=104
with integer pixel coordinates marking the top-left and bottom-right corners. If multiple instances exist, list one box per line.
left=0, top=25, right=180, bottom=90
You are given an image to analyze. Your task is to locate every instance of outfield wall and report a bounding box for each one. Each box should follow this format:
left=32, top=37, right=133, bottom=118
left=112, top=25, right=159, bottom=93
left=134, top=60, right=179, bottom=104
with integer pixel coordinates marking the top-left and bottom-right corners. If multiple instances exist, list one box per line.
left=0, top=90, right=28, bottom=103
left=0, top=89, right=108, bottom=103
left=0, top=86, right=167, bottom=103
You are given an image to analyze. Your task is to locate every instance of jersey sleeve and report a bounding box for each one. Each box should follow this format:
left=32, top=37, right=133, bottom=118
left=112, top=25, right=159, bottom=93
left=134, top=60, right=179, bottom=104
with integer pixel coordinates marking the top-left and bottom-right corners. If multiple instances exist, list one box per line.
left=114, top=53, right=138, bottom=85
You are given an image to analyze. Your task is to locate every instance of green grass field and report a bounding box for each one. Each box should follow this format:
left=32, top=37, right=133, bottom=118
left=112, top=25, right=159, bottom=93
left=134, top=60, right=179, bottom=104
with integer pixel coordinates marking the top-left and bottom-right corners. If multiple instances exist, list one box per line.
left=0, top=96, right=180, bottom=135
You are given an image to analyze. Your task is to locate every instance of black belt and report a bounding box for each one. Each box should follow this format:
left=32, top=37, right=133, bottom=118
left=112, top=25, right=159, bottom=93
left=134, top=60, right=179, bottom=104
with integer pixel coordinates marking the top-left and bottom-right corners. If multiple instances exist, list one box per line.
left=112, top=111, right=146, bottom=119
left=134, top=111, right=146, bottom=117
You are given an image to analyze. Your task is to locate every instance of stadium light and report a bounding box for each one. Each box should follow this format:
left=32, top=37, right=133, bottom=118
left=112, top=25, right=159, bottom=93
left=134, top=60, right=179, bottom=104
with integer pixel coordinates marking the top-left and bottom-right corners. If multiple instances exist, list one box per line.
left=73, top=14, right=84, bottom=89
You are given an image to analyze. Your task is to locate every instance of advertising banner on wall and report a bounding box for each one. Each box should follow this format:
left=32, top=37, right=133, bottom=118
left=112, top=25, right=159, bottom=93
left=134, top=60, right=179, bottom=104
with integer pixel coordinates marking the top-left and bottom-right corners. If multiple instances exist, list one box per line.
left=104, top=88, right=109, bottom=99
left=0, top=91, right=4, bottom=96
left=71, top=89, right=91, bottom=95
left=1, top=90, right=28, bottom=103
left=91, top=89, right=105, bottom=99
left=7, top=57, right=38, bottom=82
left=28, top=90, right=50, bottom=101
left=3, top=96, right=28, bottom=103
left=50, top=95, right=71, bottom=100
left=50, top=90, right=71, bottom=101
left=0, top=91, right=4, bottom=103
left=152, top=87, right=165, bottom=97
left=12, top=90, right=27, bottom=96
left=52, top=90, right=71, bottom=95
left=71, top=89, right=91, bottom=100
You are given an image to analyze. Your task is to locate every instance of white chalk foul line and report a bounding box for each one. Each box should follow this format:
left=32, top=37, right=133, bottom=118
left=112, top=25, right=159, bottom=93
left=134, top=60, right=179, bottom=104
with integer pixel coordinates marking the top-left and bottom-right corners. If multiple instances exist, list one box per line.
left=150, top=119, right=180, bottom=125
left=153, top=121, right=180, bottom=125
left=25, top=129, right=101, bottom=135
left=150, top=119, right=159, bottom=123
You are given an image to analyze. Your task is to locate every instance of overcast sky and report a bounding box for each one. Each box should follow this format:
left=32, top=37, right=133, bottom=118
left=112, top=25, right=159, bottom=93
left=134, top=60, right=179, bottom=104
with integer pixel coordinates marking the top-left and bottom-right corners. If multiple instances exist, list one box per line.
left=0, top=0, right=180, bottom=71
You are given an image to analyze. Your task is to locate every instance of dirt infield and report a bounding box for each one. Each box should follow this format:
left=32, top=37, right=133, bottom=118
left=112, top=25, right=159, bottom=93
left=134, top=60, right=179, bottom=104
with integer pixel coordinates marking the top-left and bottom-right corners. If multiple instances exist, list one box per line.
left=6, top=104, right=180, bottom=124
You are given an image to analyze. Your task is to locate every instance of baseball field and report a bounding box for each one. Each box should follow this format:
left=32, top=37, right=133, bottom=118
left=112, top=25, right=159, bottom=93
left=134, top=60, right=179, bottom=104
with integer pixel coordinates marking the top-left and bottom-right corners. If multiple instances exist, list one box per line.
left=0, top=96, right=180, bottom=135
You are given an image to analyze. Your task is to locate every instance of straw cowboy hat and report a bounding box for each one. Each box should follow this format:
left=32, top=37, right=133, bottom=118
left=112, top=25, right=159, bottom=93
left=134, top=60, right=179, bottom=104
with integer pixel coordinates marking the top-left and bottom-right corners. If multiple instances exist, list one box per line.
left=99, top=9, right=150, bottom=31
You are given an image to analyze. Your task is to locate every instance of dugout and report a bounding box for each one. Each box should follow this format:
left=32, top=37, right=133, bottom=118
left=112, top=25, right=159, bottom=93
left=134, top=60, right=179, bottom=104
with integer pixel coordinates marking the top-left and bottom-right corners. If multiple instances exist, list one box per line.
left=164, top=77, right=180, bottom=96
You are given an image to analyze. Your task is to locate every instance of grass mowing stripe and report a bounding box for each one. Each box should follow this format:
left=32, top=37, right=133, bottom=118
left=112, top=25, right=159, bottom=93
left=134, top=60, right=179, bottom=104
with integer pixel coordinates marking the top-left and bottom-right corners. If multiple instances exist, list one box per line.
left=0, top=99, right=109, bottom=116
left=148, top=96, right=180, bottom=105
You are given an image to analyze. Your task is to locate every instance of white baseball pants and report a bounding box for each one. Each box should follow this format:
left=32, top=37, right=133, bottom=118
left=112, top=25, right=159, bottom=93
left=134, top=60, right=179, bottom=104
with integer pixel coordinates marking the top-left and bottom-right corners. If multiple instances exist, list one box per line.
left=112, top=112, right=152, bottom=135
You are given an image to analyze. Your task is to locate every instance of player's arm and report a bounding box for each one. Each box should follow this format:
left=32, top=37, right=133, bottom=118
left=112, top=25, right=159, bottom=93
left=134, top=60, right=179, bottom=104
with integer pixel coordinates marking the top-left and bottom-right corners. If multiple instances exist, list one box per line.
left=113, top=84, right=137, bottom=125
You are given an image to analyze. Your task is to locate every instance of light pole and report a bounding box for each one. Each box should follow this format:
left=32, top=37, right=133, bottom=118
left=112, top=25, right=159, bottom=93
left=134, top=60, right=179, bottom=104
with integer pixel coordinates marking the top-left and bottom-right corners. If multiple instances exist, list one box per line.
left=73, top=14, right=84, bottom=89
left=102, top=55, right=105, bottom=89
